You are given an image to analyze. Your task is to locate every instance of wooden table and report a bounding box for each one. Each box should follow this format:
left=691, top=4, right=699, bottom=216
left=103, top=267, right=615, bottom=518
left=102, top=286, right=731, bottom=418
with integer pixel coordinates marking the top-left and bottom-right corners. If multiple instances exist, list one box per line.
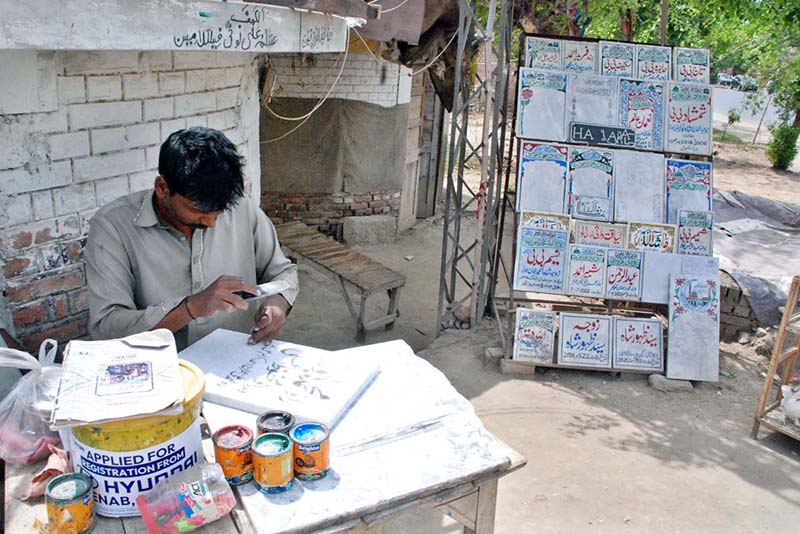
left=5, top=340, right=525, bottom=534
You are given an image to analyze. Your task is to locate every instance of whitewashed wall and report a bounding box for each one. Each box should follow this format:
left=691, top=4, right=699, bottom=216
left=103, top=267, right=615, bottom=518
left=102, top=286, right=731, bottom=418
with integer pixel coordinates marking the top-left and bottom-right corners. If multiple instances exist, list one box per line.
left=269, top=52, right=411, bottom=108
left=0, top=50, right=261, bottom=347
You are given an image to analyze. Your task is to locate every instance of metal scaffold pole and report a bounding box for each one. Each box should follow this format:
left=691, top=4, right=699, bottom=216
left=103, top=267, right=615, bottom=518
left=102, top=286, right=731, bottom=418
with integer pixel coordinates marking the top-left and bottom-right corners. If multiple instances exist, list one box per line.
left=436, top=0, right=512, bottom=336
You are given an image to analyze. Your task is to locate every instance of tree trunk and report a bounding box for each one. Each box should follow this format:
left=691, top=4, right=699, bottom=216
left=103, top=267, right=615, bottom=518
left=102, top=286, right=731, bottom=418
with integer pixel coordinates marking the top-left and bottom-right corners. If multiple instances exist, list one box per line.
left=793, top=110, right=800, bottom=130
left=620, top=8, right=634, bottom=41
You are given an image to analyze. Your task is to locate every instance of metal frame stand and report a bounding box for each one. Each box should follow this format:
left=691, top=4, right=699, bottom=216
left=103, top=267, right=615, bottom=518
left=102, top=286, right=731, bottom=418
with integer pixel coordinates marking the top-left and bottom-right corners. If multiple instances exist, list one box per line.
left=436, top=0, right=514, bottom=335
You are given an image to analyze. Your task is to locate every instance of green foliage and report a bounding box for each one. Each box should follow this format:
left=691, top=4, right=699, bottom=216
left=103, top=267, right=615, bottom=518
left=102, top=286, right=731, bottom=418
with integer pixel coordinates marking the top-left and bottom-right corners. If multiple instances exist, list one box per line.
left=766, top=122, right=799, bottom=170
left=727, top=109, right=741, bottom=127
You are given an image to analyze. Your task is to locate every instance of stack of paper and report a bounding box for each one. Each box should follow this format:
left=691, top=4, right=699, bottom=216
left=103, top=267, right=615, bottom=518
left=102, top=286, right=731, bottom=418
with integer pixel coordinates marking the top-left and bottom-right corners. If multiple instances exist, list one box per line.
left=50, top=330, right=183, bottom=428
left=179, top=329, right=381, bottom=429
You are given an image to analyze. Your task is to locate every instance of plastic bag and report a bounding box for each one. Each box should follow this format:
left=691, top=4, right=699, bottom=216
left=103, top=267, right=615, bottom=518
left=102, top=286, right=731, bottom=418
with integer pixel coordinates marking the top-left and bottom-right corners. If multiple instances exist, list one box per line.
left=0, top=340, right=62, bottom=465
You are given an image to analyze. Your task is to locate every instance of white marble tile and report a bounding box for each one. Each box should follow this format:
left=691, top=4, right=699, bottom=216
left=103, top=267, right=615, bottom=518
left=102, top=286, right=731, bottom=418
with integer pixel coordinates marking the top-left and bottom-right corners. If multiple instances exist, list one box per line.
left=519, top=211, right=570, bottom=231
left=599, top=41, right=635, bottom=77
left=640, top=251, right=682, bottom=304
left=667, top=274, right=720, bottom=382
left=673, top=47, right=710, bottom=84
left=574, top=221, right=627, bottom=248
left=665, top=84, right=713, bottom=155
left=516, top=69, right=567, bottom=141
left=681, top=255, right=719, bottom=276
left=636, top=44, right=671, bottom=81
left=618, top=78, right=665, bottom=150
left=613, top=150, right=665, bottom=223
left=513, top=309, right=556, bottom=363
left=558, top=313, right=613, bottom=368
left=524, top=37, right=562, bottom=70
left=567, top=147, right=614, bottom=221
left=566, top=73, right=618, bottom=128
left=613, top=317, right=664, bottom=372
left=517, top=141, right=568, bottom=213
left=563, top=40, right=598, bottom=73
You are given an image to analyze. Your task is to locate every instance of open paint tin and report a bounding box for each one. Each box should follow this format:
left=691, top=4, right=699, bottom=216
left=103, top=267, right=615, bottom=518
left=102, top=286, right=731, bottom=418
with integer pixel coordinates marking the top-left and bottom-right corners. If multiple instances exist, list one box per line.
left=256, top=410, right=295, bottom=436
left=45, top=473, right=95, bottom=534
left=289, top=422, right=330, bottom=481
left=213, top=424, right=254, bottom=486
left=252, top=433, right=294, bottom=493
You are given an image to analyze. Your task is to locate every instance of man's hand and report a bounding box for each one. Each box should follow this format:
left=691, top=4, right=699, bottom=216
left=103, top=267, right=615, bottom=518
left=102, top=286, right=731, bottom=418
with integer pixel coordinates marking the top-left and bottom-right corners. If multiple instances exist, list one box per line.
left=249, top=294, right=290, bottom=345
left=186, top=275, right=259, bottom=318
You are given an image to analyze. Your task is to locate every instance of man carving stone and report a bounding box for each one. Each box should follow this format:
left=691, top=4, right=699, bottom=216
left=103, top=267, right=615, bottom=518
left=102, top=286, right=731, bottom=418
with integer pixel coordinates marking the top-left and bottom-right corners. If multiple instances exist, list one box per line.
left=86, top=128, right=298, bottom=349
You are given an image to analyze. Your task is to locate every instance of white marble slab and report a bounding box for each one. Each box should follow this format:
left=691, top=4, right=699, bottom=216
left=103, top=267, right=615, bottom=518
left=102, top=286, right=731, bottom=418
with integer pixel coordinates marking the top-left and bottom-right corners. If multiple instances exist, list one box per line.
left=605, top=248, right=643, bottom=301
left=513, top=227, right=569, bottom=294
left=516, top=141, right=568, bottom=213
left=516, top=69, right=568, bottom=141
left=681, top=255, right=719, bottom=276
left=613, top=317, right=664, bottom=372
left=618, top=78, right=665, bottom=150
left=519, top=211, right=570, bottom=231
left=677, top=210, right=713, bottom=256
left=573, top=221, right=627, bottom=248
left=665, top=83, right=713, bottom=156
left=613, top=150, right=665, bottom=223
left=563, top=40, right=598, bottom=73
left=524, top=36, right=562, bottom=70
left=558, top=313, right=613, bottom=368
left=635, top=44, right=671, bottom=81
left=667, top=275, right=720, bottom=382
left=599, top=41, right=635, bottom=77
left=566, top=73, right=618, bottom=128
left=627, top=222, right=678, bottom=254
left=566, top=245, right=607, bottom=298
left=513, top=309, right=556, bottom=363
left=203, top=341, right=519, bottom=534
left=673, top=47, right=710, bottom=84
left=567, top=147, right=614, bottom=221
left=640, top=251, right=682, bottom=304
left=665, top=158, right=713, bottom=223
left=180, top=330, right=379, bottom=429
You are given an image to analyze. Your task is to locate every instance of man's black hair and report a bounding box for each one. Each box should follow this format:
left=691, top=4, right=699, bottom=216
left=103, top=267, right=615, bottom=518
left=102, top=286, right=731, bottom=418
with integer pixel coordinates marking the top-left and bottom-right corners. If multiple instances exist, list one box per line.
left=158, top=127, right=245, bottom=212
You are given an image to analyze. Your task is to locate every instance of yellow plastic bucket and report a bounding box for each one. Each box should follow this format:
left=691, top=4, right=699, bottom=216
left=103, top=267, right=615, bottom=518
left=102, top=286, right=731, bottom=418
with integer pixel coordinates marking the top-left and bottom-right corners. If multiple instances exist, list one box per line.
left=69, top=360, right=205, bottom=518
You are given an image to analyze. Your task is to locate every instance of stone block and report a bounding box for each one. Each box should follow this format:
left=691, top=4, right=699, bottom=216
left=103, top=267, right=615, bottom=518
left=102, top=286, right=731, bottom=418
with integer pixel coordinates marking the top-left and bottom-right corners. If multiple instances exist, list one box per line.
left=86, top=75, right=122, bottom=102
left=69, top=101, right=141, bottom=130
left=91, top=123, right=160, bottom=154
left=342, top=215, right=397, bottom=245
left=0, top=161, right=72, bottom=196
left=60, top=51, right=139, bottom=75
left=48, top=131, right=90, bottom=160
left=648, top=374, right=693, bottom=393
left=0, top=194, right=33, bottom=228
left=143, top=97, right=174, bottom=121
left=58, top=76, right=86, bottom=104
left=123, top=73, right=159, bottom=100
left=53, top=183, right=96, bottom=215
left=73, top=150, right=145, bottom=182
left=174, top=92, right=216, bottom=117
left=158, top=72, right=185, bottom=96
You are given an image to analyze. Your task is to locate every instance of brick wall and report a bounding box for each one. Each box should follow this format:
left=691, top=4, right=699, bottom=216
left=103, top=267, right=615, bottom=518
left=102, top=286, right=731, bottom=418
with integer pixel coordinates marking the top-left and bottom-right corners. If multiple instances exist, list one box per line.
left=268, top=52, right=406, bottom=108
left=261, top=191, right=401, bottom=236
left=719, top=271, right=759, bottom=341
left=0, top=50, right=261, bottom=350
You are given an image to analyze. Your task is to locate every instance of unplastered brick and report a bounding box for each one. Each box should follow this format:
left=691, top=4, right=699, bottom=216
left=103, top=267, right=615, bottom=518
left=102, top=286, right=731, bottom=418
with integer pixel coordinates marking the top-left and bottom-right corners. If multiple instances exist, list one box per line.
left=69, top=101, right=142, bottom=130
left=73, top=150, right=145, bottom=182
left=5, top=267, right=84, bottom=303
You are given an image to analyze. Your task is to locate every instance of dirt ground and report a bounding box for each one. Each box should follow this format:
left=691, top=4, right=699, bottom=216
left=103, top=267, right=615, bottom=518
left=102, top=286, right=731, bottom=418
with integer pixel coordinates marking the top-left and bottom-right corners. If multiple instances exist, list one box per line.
left=279, top=141, right=800, bottom=533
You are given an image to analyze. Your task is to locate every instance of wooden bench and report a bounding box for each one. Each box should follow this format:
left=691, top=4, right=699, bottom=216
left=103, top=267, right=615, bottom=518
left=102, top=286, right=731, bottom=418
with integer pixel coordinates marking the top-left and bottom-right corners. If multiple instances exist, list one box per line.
left=276, top=221, right=406, bottom=341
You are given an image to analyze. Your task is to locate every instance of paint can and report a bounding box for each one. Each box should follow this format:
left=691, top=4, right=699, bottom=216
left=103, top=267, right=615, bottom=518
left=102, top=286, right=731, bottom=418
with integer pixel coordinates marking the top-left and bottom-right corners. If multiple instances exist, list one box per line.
left=252, top=433, right=294, bottom=493
left=256, top=410, right=295, bottom=436
left=289, top=422, right=330, bottom=481
left=68, top=360, right=205, bottom=517
left=45, top=473, right=95, bottom=534
left=212, top=425, right=254, bottom=486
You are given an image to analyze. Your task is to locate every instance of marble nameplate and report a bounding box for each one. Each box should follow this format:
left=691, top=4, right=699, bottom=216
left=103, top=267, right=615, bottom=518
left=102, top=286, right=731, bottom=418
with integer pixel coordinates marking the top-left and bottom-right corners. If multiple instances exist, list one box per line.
left=673, top=47, right=710, bottom=84
left=513, top=227, right=569, bottom=294
left=558, top=313, right=613, bottom=368
left=600, top=41, right=635, bottom=77
left=513, top=309, right=556, bottom=363
left=567, top=147, right=614, bottom=221
left=566, top=245, right=607, bottom=298
left=525, top=36, right=562, bottom=70
left=574, top=221, right=627, bottom=248
left=520, top=211, right=571, bottom=231
left=566, top=73, right=618, bottom=129
left=627, top=222, right=678, bottom=253
left=636, top=44, right=671, bottom=81
left=613, top=317, right=664, bottom=372
left=665, top=158, right=713, bottom=223
left=665, top=83, right=713, bottom=156
left=677, top=209, right=713, bottom=256
left=640, top=251, right=682, bottom=304
left=618, top=78, right=665, bottom=150
left=605, top=248, right=643, bottom=301
left=563, top=40, right=598, bottom=73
